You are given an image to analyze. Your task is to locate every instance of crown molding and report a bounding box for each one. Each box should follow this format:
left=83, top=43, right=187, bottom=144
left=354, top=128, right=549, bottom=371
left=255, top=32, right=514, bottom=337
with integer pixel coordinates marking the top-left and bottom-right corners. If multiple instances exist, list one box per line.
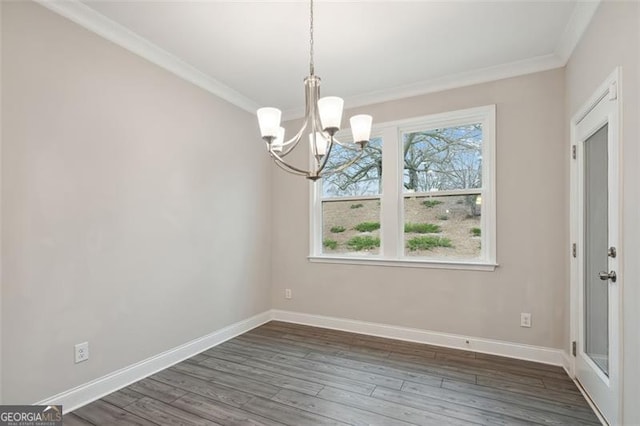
left=35, top=0, right=260, bottom=115
left=37, top=0, right=598, bottom=122
left=554, top=0, right=601, bottom=63
left=283, top=53, right=565, bottom=120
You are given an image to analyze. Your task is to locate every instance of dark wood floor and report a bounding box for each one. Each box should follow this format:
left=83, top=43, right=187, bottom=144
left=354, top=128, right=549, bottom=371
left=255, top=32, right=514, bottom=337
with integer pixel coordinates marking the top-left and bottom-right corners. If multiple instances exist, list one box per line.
left=64, top=321, right=599, bottom=425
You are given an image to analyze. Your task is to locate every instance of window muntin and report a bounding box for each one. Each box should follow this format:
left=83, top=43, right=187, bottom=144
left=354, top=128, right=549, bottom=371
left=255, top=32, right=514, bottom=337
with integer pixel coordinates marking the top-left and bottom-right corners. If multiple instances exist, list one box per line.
left=311, top=105, right=496, bottom=269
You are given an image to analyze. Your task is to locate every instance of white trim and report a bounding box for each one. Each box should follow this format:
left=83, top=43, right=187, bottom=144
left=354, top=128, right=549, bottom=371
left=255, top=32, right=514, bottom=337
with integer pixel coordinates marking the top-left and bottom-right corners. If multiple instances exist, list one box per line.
left=562, top=351, right=574, bottom=378
left=569, top=67, right=622, bottom=425
left=271, top=310, right=566, bottom=367
left=34, top=0, right=259, bottom=115
left=308, top=256, right=497, bottom=271
left=283, top=54, right=563, bottom=120
left=311, top=105, right=496, bottom=267
left=574, top=378, right=609, bottom=426
left=554, top=1, right=602, bottom=64
left=36, top=311, right=271, bottom=414
left=35, top=0, right=598, bottom=122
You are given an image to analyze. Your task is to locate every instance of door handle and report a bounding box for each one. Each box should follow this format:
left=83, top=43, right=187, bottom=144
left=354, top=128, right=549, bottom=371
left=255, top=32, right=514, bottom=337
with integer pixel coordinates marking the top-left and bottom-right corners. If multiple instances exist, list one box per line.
left=599, top=270, right=617, bottom=283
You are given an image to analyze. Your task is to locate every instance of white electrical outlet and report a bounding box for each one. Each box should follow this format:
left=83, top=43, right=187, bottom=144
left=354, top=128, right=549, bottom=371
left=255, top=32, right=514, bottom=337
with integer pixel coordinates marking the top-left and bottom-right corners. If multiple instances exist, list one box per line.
left=520, top=313, right=532, bottom=328
left=75, top=342, right=89, bottom=363
left=285, top=289, right=292, bottom=299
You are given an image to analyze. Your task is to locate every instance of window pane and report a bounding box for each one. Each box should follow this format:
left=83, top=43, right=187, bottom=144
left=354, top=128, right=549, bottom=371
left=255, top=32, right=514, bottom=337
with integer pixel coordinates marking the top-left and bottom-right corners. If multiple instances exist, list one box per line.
left=322, top=137, right=382, bottom=197
left=403, top=124, right=482, bottom=192
left=404, top=195, right=481, bottom=260
left=322, top=199, right=380, bottom=255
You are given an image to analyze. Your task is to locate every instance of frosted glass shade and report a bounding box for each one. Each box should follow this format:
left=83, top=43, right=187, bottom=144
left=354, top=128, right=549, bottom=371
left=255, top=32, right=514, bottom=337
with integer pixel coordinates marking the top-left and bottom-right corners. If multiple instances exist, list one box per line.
left=317, top=97, right=344, bottom=131
left=309, top=132, right=328, bottom=156
left=350, top=114, right=373, bottom=142
left=272, top=127, right=285, bottom=153
left=257, top=107, right=282, bottom=138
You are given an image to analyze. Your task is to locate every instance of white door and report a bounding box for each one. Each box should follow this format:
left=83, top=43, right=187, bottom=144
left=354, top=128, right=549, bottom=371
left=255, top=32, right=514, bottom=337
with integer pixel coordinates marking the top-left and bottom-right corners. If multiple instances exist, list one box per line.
left=572, top=70, right=620, bottom=425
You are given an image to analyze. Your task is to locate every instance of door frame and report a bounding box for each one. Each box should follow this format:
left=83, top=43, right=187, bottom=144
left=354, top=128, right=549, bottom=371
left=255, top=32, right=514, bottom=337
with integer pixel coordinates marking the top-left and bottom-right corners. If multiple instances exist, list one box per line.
left=569, top=67, right=623, bottom=425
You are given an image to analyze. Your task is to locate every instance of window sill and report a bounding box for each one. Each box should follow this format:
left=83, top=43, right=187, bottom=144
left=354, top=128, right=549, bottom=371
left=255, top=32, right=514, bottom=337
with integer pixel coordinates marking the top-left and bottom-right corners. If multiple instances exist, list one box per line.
left=307, top=255, right=498, bottom=271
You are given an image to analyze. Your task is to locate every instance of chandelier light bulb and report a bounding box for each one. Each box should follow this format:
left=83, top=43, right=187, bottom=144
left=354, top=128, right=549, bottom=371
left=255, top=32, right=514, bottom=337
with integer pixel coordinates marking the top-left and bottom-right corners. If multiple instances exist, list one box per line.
left=272, top=127, right=286, bottom=153
left=350, top=114, right=373, bottom=144
left=317, top=96, right=344, bottom=135
left=309, top=132, right=328, bottom=157
left=257, top=107, right=282, bottom=139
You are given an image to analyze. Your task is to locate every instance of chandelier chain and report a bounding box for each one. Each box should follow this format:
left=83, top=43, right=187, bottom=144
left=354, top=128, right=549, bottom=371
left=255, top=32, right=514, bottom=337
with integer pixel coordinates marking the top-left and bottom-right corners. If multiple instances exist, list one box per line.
left=309, top=0, right=314, bottom=76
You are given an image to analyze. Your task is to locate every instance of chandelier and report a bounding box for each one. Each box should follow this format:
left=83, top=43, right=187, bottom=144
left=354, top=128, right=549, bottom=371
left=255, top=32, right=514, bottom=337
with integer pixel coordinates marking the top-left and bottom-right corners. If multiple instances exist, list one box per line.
left=256, top=0, right=373, bottom=181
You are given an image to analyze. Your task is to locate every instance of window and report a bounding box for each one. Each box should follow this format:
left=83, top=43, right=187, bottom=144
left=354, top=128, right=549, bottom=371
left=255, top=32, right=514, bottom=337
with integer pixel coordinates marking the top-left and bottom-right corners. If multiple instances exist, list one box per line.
left=311, top=105, right=496, bottom=270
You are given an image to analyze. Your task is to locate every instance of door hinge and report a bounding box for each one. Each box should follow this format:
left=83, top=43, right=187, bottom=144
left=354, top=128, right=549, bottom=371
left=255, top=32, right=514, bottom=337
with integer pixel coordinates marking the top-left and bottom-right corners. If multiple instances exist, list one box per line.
left=572, top=243, right=577, bottom=258
left=572, top=145, right=577, bottom=159
left=572, top=341, right=577, bottom=357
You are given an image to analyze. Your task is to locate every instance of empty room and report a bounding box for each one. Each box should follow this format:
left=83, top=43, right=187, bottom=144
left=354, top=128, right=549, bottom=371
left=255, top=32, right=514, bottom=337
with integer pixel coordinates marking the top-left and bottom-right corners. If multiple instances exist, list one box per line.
left=1, top=0, right=639, bottom=425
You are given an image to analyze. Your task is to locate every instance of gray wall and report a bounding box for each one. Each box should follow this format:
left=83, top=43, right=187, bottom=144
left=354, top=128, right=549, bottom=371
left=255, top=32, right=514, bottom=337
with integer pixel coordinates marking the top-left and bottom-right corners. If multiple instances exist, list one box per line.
left=272, top=69, right=567, bottom=349
left=565, top=1, right=639, bottom=423
left=1, top=2, right=271, bottom=404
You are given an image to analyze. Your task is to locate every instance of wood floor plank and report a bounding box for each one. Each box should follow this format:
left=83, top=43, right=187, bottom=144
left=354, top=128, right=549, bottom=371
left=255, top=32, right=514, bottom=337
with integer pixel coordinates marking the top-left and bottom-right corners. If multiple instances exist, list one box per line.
left=102, top=387, right=145, bottom=408
left=129, top=378, right=188, bottom=403
left=442, top=379, right=600, bottom=424
left=475, top=375, right=590, bottom=406
left=201, top=348, right=249, bottom=364
left=68, top=321, right=597, bottom=426
left=436, top=352, right=573, bottom=383
left=62, top=413, right=95, bottom=426
left=372, top=386, right=537, bottom=426
left=266, top=352, right=405, bottom=390
left=195, top=356, right=325, bottom=396
left=247, top=329, right=349, bottom=354
left=173, top=392, right=286, bottom=426
left=152, top=369, right=255, bottom=408
left=272, top=389, right=414, bottom=426
left=73, top=400, right=157, bottom=426
left=389, top=351, right=547, bottom=387
left=242, top=396, right=349, bottom=426
left=124, top=396, right=220, bottom=425
left=306, top=351, right=455, bottom=386
left=242, top=356, right=377, bottom=395
left=170, top=362, right=280, bottom=398
left=235, top=334, right=311, bottom=358
left=401, top=380, right=597, bottom=425
left=318, top=385, right=482, bottom=426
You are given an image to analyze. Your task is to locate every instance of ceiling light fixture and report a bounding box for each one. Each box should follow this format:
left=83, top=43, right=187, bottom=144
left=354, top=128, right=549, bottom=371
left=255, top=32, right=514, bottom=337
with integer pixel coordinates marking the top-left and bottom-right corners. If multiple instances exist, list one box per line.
left=256, top=0, right=372, bottom=181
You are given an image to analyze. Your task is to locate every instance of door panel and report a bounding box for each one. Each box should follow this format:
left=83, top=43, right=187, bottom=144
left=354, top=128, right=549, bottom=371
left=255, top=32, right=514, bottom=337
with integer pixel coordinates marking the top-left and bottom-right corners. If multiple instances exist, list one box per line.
left=584, top=124, right=609, bottom=377
left=572, top=72, right=620, bottom=426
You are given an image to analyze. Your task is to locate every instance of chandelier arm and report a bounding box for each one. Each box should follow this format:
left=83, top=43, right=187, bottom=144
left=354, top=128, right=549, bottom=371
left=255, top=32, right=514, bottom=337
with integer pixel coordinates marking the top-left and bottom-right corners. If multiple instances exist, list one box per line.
left=331, top=136, right=361, bottom=149
left=319, top=147, right=365, bottom=178
left=269, top=149, right=313, bottom=176
left=273, top=158, right=310, bottom=177
left=314, top=138, right=335, bottom=176
left=278, top=118, right=310, bottom=158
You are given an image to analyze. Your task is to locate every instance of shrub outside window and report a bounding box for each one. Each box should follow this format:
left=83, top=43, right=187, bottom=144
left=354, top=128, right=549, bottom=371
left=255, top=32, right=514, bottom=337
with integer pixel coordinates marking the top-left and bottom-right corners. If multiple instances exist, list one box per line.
left=310, top=105, right=496, bottom=270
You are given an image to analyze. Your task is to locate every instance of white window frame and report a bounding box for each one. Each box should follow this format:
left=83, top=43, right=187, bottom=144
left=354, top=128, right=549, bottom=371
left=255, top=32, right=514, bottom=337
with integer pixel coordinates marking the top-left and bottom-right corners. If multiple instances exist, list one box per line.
left=310, top=105, right=497, bottom=271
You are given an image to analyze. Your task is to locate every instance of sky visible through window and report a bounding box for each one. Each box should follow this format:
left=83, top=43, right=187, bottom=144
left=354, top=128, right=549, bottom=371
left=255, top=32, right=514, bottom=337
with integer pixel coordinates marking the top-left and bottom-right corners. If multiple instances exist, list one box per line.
left=321, top=124, right=482, bottom=197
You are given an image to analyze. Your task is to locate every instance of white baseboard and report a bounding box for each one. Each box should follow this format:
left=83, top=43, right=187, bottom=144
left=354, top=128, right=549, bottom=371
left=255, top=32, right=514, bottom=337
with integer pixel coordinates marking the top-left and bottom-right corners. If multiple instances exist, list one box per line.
left=562, top=350, right=574, bottom=377
left=37, top=310, right=271, bottom=413
left=271, top=310, right=566, bottom=367
left=40, top=308, right=569, bottom=414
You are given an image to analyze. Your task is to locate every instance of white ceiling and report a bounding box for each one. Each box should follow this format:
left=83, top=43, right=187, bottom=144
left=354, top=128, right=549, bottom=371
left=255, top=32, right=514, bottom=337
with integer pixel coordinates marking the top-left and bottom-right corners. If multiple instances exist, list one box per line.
left=42, top=1, right=599, bottom=118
